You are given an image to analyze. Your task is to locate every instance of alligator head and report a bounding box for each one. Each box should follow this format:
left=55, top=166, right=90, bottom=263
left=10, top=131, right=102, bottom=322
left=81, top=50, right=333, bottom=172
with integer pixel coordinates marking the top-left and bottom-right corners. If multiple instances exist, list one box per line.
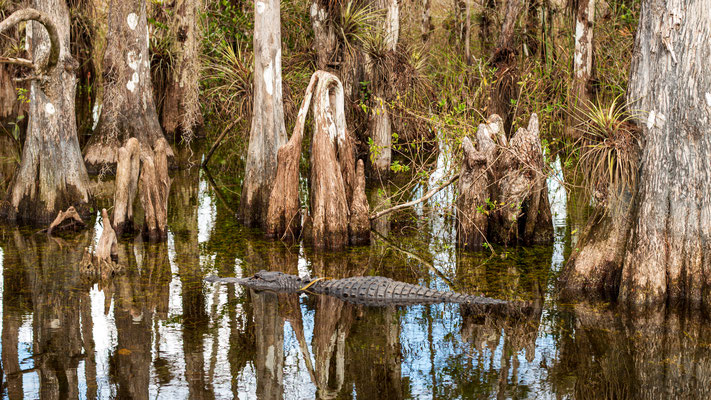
left=241, top=270, right=308, bottom=292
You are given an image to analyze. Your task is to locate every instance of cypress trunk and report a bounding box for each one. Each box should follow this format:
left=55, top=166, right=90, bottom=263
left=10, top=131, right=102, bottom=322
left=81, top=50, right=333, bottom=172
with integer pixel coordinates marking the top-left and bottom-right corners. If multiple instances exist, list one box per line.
left=240, top=0, right=287, bottom=228
left=1, top=5, right=91, bottom=224
left=83, top=0, right=172, bottom=173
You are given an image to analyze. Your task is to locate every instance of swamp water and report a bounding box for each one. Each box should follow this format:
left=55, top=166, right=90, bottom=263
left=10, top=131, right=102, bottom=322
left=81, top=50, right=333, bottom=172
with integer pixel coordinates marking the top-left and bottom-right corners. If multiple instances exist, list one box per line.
left=1, top=156, right=711, bottom=399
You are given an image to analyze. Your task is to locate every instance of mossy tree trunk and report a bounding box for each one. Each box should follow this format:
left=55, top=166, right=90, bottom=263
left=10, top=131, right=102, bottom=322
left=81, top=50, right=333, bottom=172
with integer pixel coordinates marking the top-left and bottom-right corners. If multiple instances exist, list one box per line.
left=1, top=5, right=91, bottom=225
left=240, top=0, right=287, bottom=229
left=83, top=0, right=172, bottom=173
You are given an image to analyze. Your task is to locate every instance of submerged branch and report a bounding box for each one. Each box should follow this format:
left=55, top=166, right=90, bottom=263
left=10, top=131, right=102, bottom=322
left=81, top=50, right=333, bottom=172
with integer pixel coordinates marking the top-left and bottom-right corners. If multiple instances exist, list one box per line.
left=0, top=8, right=60, bottom=73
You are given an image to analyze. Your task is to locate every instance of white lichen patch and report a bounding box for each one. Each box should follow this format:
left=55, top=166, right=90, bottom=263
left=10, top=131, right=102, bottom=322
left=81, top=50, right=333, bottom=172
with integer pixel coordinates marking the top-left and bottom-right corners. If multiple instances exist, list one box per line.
left=127, top=51, right=139, bottom=70
left=647, top=110, right=656, bottom=129
left=92, top=103, right=102, bottom=130
left=44, top=103, right=56, bottom=116
left=705, top=92, right=711, bottom=107
left=264, top=61, right=274, bottom=95
left=126, top=72, right=139, bottom=92
left=127, top=13, right=139, bottom=30
left=256, top=1, right=266, bottom=14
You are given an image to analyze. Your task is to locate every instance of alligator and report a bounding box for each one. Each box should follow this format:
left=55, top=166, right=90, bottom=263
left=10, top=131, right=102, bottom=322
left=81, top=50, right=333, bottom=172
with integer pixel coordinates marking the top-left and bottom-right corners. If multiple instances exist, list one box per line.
left=205, top=270, right=508, bottom=309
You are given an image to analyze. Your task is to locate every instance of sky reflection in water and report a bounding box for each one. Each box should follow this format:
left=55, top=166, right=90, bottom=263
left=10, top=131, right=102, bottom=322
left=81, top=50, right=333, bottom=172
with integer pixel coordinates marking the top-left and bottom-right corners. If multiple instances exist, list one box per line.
left=1, top=158, right=711, bottom=400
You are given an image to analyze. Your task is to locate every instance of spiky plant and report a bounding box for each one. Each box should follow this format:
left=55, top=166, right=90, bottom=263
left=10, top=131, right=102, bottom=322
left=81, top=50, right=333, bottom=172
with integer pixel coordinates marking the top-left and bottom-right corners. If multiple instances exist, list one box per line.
left=575, top=95, right=641, bottom=203
left=337, top=0, right=380, bottom=52
left=202, top=39, right=253, bottom=121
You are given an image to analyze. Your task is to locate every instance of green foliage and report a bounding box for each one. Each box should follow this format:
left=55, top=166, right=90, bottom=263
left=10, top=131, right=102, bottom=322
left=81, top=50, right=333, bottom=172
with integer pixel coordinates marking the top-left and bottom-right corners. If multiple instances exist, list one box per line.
left=575, top=95, right=641, bottom=200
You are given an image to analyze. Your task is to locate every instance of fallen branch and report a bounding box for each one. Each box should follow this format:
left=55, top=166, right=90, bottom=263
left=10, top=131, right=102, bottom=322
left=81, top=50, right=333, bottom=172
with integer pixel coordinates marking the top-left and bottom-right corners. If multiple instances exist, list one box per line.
left=369, top=172, right=460, bottom=221
left=0, top=8, right=60, bottom=73
left=201, top=117, right=241, bottom=168
left=0, top=56, right=34, bottom=68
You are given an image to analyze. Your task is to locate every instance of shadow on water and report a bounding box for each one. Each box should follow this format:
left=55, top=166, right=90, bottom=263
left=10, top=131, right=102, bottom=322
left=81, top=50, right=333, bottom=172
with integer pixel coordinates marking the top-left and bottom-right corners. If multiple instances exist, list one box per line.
left=2, top=147, right=711, bottom=399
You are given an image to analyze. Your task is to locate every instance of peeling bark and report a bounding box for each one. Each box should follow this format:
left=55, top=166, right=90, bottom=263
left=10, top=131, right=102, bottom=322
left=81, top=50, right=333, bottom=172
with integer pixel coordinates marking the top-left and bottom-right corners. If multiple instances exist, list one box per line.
left=1, top=4, right=91, bottom=225
left=561, top=0, right=711, bottom=309
left=240, top=0, right=287, bottom=229
left=83, top=0, right=173, bottom=173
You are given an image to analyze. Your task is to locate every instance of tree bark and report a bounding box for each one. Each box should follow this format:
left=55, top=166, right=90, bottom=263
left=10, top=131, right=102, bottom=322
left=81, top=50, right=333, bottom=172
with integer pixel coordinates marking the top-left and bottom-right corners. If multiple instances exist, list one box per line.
left=421, top=0, right=433, bottom=42
left=566, top=0, right=595, bottom=138
left=1, top=5, right=91, bottom=225
left=161, top=0, right=202, bottom=139
left=369, top=0, right=399, bottom=177
left=139, top=139, right=171, bottom=241
left=266, top=73, right=318, bottom=240
left=240, top=0, right=287, bottom=229
left=113, top=138, right=141, bottom=235
left=490, top=113, right=553, bottom=245
left=349, top=159, right=370, bottom=245
left=310, top=0, right=336, bottom=70
left=561, top=0, right=711, bottom=309
left=82, top=0, right=173, bottom=173
left=309, top=73, right=356, bottom=250
left=619, top=0, right=711, bottom=308
left=457, top=119, right=497, bottom=250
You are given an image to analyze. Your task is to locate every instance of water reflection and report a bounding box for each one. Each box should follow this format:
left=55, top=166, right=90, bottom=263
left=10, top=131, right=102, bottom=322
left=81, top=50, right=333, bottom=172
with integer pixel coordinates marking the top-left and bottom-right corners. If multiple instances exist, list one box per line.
left=2, top=159, right=711, bottom=399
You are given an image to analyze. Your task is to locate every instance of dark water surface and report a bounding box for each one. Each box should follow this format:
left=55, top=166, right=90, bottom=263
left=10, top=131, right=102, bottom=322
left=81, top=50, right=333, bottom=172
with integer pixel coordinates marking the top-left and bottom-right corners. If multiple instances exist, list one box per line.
left=1, top=157, right=711, bottom=399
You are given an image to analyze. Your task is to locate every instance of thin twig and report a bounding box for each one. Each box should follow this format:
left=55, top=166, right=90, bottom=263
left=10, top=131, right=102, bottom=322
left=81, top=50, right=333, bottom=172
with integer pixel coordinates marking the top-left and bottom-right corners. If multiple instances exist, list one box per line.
left=369, top=172, right=461, bottom=221
left=201, top=117, right=241, bottom=168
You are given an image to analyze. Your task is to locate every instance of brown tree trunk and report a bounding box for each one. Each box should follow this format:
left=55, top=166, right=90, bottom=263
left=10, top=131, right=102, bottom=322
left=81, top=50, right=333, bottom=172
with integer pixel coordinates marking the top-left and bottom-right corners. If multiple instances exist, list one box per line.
left=457, top=119, right=497, bottom=250
left=240, top=0, right=287, bottom=229
left=489, top=0, right=524, bottom=130
left=309, top=73, right=356, bottom=250
left=310, top=0, right=336, bottom=70
left=490, top=113, right=553, bottom=245
left=161, top=0, right=202, bottom=140
left=83, top=0, right=173, bottom=173
left=562, top=0, right=711, bottom=309
left=565, top=0, right=595, bottom=138
left=619, top=0, right=711, bottom=308
left=1, top=6, right=91, bottom=225
left=138, top=139, right=171, bottom=241
left=266, top=73, right=318, bottom=240
left=113, top=138, right=140, bottom=235
left=369, top=0, right=398, bottom=177
left=349, top=159, right=370, bottom=245
left=421, top=0, right=433, bottom=42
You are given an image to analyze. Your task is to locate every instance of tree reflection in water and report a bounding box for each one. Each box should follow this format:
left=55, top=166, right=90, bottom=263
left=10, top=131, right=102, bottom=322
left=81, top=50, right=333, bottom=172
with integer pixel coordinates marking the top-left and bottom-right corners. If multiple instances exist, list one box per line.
left=1, top=162, right=711, bottom=399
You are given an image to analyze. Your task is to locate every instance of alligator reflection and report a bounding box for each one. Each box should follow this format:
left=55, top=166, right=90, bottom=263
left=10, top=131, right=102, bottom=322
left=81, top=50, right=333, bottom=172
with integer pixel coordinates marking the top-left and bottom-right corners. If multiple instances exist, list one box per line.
left=3, top=162, right=711, bottom=399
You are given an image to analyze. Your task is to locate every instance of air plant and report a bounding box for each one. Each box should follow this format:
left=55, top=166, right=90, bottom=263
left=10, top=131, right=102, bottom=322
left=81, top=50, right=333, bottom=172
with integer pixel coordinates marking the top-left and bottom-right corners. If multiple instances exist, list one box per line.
left=575, top=95, right=641, bottom=203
